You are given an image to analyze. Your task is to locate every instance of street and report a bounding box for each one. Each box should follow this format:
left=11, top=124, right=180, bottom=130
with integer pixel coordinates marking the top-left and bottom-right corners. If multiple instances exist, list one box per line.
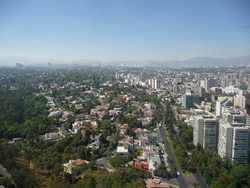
left=160, top=104, right=188, bottom=188
left=161, top=103, right=209, bottom=188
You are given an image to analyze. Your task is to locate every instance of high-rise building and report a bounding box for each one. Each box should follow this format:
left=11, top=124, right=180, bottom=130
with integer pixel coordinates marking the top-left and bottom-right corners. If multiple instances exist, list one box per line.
left=248, top=78, right=250, bottom=89
left=200, top=80, right=206, bottom=89
left=221, top=78, right=228, bottom=88
left=16, top=63, right=23, bottom=68
left=221, top=107, right=246, bottom=124
left=148, top=79, right=152, bottom=88
left=221, top=106, right=250, bottom=127
left=48, top=62, right=51, bottom=68
left=182, top=94, right=196, bottom=108
left=175, top=74, right=183, bottom=84
left=218, top=122, right=250, bottom=165
left=151, top=79, right=155, bottom=89
left=115, top=73, right=120, bottom=80
left=154, top=79, right=160, bottom=89
left=234, top=94, right=246, bottom=109
left=141, top=72, right=147, bottom=81
left=173, top=85, right=180, bottom=93
left=215, top=97, right=233, bottom=117
left=205, top=78, right=217, bottom=91
left=193, top=115, right=219, bottom=151
left=191, top=84, right=203, bottom=97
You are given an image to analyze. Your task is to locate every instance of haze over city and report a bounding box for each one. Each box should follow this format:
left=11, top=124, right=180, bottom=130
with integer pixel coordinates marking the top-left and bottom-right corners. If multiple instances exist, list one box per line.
left=0, top=0, right=250, bottom=65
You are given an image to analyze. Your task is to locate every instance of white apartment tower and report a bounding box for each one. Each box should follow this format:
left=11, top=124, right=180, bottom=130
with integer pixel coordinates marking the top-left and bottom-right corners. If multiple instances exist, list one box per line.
left=234, top=94, right=246, bottom=109
left=215, top=97, right=233, bottom=117
left=193, top=115, right=219, bottom=151
left=218, top=122, right=250, bottom=165
left=115, top=73, right=120, bottom=80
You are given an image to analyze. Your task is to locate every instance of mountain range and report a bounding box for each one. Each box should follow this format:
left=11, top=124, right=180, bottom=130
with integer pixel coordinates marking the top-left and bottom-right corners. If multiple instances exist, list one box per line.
left=0, top=55, right=250, bottom=67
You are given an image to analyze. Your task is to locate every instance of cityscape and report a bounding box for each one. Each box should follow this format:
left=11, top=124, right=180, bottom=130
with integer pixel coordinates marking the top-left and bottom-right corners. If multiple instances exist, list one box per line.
left=0, top=64, right=250, bottom=188
left=1, top=0, right=250, bottom=188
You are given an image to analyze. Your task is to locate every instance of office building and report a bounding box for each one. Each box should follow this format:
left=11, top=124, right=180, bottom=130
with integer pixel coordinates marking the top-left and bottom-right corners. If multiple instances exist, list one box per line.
left=193, top=115, right=219, bottom=151
left=218, top=122, right=250, bottom=165
left=205, top=78, right=217, bottom=91
left=48, top=62, right=51, bottom=68
left=182, top=94, right=196, bottom=108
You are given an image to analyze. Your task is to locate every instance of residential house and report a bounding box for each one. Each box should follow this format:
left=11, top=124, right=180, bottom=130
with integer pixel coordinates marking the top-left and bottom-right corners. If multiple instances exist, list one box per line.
left=145, top=178, right=169, bottom=188
left=133, top=158, right=149, bottom=170
left=45, top=132, right=60, bottom=140
left=143, top=147, right=159, bottom=159
left=134, top=128, right=151, bottom=139
left=63, top=159, right=87, bottom=174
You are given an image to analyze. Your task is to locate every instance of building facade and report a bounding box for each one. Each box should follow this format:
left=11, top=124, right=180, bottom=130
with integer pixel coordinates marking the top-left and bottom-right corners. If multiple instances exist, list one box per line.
left=218, top=122, right=250, bottom=165
left=193, top=115, right=219, bottom=151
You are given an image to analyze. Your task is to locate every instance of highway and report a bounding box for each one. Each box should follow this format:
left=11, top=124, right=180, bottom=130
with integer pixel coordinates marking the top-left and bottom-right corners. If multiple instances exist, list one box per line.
left=160, top=104, right=188, bottom=188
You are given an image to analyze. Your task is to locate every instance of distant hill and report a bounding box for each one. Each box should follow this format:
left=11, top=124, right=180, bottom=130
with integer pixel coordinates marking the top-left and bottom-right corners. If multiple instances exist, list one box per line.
left=1, top=55, right=250, bottom=67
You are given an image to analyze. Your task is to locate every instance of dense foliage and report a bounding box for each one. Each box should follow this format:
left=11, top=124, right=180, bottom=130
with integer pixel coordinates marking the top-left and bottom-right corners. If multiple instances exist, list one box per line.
left=192, top=148, right=250, bottom=188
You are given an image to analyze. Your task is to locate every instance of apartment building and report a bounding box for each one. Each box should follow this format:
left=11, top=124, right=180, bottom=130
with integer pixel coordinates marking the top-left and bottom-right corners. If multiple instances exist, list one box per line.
left=193, top=115, right=219, bottom=151
left=218, top=122, right=250, bottom=165
left=234, top=94, right=246, bottom=109
left=215, top=97, right=233, bottom=117
left=221, top=106, right=250, bottom=126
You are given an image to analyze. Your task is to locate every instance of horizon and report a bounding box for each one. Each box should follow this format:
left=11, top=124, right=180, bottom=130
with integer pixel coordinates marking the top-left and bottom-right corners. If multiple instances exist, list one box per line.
left=1, top=0, right=250, bottom=63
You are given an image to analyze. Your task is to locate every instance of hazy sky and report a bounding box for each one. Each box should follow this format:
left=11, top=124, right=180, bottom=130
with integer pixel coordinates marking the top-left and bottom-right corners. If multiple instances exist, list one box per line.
left=0, top=0, right=250, bottom=62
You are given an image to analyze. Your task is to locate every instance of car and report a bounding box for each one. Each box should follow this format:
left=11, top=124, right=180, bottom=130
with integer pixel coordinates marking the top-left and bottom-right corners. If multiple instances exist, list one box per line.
left=164, top=178, right=169, bottom=180
left=154, top=176, right=159, bottom=179
left=177, top=171, right=180, bottom=176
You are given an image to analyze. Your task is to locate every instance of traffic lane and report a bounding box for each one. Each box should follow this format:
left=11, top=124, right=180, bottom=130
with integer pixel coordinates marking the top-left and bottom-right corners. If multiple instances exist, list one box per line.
left=160, top=134, right=187, bottom=188
left=159, top=127, right=188, bottom=188
left=172, top=127, right=208, bottom=188
left=193, top=170, right=209, bottom=188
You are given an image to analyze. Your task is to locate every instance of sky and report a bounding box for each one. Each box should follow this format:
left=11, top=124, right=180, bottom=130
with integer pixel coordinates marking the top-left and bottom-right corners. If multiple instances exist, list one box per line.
left=0, top=0, right=250, bottom=63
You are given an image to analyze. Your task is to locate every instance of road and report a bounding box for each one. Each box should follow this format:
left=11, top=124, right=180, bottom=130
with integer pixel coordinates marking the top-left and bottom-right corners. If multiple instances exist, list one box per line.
left=96, top=158, right=115, bottom=172
left=0, top=164, right=17, bottom=187
left=169, top=105, right=209, bottom=188
left=160, top=104, right=188, bottom=188
left=171, top=111, right=208, bottom=188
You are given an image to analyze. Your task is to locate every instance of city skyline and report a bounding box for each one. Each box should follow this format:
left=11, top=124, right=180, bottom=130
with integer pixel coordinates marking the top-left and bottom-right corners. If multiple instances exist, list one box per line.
left=0, top=0, right=250, bottom=63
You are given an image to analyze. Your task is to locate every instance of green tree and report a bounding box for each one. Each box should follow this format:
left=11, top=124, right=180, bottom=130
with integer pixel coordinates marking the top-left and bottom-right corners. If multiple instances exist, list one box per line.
left=86, top=177, right=96, bottom=188
left=109, top=155, right=127, bottom=168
